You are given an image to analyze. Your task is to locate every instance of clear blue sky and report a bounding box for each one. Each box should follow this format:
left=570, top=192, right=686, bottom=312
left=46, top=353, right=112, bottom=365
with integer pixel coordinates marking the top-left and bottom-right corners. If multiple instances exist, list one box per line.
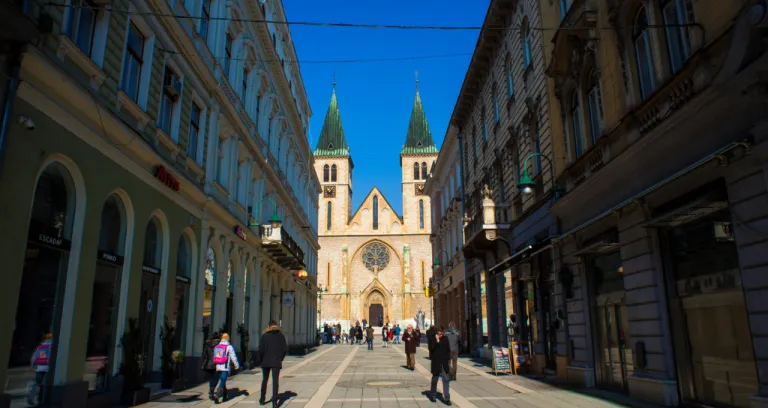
left=283, top=0, right=490, bottom=214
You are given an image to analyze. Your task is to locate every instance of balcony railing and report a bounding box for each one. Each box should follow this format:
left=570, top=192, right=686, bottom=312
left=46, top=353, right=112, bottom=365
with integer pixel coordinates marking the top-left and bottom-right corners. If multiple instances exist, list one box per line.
left=261, top=226, right=305, bottom=270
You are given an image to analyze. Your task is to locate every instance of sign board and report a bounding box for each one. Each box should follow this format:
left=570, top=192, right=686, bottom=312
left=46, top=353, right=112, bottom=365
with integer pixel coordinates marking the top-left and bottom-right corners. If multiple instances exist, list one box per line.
left=281, top=292, right=295, bottom=307
left=233, top=225, right=247, bottom=241
left=511, top=341, right=531, bottom=375
left=491, top=346, right=511, bottom=375
left=155, top=166, right=181, bottom=191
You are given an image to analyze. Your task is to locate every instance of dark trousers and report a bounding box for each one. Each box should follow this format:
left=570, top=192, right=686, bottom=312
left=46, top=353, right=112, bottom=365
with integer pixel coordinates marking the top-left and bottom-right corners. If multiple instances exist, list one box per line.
left=366, top=338, right=373, bottom=350
left=430, top=367, right=450, bottom=400
left=260, top=367, right=280, bottom=400
left=206, top=370, right=217, bottom=391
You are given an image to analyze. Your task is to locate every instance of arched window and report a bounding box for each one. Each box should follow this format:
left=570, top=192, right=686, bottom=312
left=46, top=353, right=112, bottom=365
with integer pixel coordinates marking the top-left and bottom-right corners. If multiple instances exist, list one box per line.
left=522, top=21, right=532, bottom=68
left=492, top=81, right=499, bottom=123
left=413, top=162, right=420, bottom=180
left=506, top=55, right=514, bottom=97
left=326, top=201, right=332, bottom=230
left=482, top=105, right=488, bottom=142
left=419, top=199, right=425, bottom=229
left=571, top=91, right=584, bottom=157
left=323, top=164, right=329, bottom=182
left=331, top=164, right=337, bottom=182
left=373, top=195, right=379, bottom=230
left=662, top=0, right=693, bottom=74
left=634, top=7, right=656, bottom=100
left=421, top=162, right=428, bottom=179
left=203, top=248, right=216, bottom=339
left=586, top=69, right=604, bottom=144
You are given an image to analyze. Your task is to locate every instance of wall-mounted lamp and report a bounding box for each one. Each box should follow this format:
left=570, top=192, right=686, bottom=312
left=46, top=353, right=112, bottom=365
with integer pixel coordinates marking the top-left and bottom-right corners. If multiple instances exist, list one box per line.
left=17, top=115, right=35, bottom=130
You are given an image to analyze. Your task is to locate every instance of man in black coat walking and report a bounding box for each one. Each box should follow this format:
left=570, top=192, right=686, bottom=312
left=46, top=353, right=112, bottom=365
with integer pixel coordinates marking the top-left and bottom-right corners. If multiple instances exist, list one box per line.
left=426, top=325, right=436, bottom=360
left=428, top=326, right=452, bottom=405
left=200, top=332, right=221, bottom=401
left=258, top=321, right=288, bottom=407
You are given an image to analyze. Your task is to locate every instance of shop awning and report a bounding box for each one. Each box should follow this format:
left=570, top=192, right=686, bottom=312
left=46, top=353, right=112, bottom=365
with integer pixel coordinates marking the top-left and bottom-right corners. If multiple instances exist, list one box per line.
left=572, top=241, right=621, bottom=257
left=488, top=237, right=553, bottom=275
left=642, top=188, right=728, bottom=228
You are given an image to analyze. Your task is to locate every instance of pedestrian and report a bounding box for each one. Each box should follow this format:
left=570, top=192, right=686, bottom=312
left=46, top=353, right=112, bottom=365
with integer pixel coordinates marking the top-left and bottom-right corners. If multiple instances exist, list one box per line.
left=426, top=325, right=436, bottom=360
left=444, top=321, right=460, bottom=380
left=356, top=323, right=364, bottom=345
left=213, top=333, right=240, bottom=403
left=365, top=324, right=375, bottom=350
left=388, top=327, right=394, bottom=345
left=259, top=320, right=288, bottom=407
left=382, top=324, right=389, bottom=347
left=362, top=318, right=367, bottom=330
left=342, top=330, right=349, bottom=344
left=27, top=333, right=53, bottom=406
left=394, top=324, right=401, bottom=344
left=200, top=332, right=221, bottom=401
left=428, top=326, right=452, bottom=405
left=402, top=325, right=418, bottom=370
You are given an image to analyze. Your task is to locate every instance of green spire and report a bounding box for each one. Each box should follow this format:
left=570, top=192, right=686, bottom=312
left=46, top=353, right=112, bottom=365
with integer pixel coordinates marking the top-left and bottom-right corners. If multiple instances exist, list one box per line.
left=401, top=78, right=438, bottom=155
left=314, top=84, right=350, bottom=157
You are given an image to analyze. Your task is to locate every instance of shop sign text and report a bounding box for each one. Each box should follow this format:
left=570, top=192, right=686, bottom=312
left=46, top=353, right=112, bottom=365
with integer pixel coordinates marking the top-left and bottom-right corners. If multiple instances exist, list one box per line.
left=155, top=166, right=181, bottom=191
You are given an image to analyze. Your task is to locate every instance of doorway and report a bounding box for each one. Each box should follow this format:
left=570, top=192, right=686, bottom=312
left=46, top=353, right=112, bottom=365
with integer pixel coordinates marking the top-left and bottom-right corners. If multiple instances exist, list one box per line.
left=369, top=304, right=383, bottom=327
left=138, top=271, right=160, bottom=379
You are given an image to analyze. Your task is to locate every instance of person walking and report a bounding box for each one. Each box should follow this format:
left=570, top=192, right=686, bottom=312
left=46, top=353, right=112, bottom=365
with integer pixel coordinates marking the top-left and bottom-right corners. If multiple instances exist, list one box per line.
left=444, top=322, right=460, bottom=380
left=365, top=324, right=375, bottom=351
left=27, top=333, right=53, bottom=406
left=213, top=333, right=240, bottom=403
left=356, top=323, right=364, bottom=345
left=428, top=326, right=452, bottom=405
left=259, top=320, right=288, bottom=407
left=426, top=325, right=436, bottom=360
left=381, top=324, right=389, bottom=348
left=402, top=325, right=418, bottom=370
left=394, top=324, right=401, bottom=344
left=362, top=318, right=367, bottom=330
left=201, top=332, right=221, bottom=401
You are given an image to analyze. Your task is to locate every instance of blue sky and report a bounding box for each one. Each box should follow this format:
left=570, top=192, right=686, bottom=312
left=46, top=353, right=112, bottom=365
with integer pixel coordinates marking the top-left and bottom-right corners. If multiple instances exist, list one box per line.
left=283, top=0, right=490, bottom=214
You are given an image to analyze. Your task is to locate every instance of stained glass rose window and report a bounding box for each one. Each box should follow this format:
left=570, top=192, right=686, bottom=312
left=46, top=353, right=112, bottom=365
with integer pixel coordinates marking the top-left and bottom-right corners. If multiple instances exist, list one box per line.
left=362, top=242, right=390, bottom=272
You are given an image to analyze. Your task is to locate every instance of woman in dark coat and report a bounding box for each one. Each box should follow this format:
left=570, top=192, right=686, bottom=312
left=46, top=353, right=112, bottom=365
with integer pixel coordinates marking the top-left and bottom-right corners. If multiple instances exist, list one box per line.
left=428, top=326, right=452, bottom=405
left=401, top=325, right=419, bottom=370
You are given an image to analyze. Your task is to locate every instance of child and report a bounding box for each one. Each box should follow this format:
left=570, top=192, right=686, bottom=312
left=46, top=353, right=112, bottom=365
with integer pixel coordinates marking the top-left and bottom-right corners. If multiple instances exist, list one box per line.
left=213, top=333, right=240, bottom=403
left=28, top=333, right=53, bottom=405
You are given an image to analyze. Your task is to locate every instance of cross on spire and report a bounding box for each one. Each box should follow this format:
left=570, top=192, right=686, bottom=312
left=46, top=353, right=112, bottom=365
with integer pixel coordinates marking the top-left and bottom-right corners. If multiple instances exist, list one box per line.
left=332, top=73, right=337, bottom=89
left=415, top=70, right=419, bottom=92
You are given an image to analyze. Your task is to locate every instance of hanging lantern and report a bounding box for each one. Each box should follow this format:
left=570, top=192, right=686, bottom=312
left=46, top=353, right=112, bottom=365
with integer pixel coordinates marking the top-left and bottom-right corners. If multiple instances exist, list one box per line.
left=297, top=269, right=308, bottom=281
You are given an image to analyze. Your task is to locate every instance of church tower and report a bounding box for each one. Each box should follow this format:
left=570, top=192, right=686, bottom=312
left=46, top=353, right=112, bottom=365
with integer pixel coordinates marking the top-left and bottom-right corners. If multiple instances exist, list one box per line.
left=314, top=84, right=353, bottom=235
left=401, top=78, right=438, bottom=235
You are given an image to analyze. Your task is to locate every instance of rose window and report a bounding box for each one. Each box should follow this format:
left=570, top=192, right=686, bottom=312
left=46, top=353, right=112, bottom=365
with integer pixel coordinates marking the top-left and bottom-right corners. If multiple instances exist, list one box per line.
left=362, top=242, right=390, bottom=272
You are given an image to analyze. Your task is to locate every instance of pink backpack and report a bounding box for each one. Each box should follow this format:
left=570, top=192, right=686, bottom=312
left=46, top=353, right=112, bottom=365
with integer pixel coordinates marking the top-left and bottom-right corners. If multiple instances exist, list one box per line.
left=34, top=344, right=51, bottom=366
left=212, top=344, right=229, bottom=365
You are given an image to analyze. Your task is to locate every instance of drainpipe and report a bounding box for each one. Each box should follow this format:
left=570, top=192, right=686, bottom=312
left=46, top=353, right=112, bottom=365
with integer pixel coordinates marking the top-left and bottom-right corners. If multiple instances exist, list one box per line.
left=456, top=128, right=470, bottom=352
left=0, top=42, right=23, bottom=178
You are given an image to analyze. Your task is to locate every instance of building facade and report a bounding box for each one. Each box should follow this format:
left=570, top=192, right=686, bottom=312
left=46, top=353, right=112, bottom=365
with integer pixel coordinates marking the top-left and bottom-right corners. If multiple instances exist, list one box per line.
left=542, top=0, right=768, bottom=407
left=314, top=84, right=436, bottom=330
left=0, top=0, right=319, bottom=407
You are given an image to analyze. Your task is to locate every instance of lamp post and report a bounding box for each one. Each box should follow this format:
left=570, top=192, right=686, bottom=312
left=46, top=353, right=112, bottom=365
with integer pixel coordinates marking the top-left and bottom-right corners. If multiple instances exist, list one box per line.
left=248, top=197, right=282, bottom=230
left=516, top=153, right=565, bottom=196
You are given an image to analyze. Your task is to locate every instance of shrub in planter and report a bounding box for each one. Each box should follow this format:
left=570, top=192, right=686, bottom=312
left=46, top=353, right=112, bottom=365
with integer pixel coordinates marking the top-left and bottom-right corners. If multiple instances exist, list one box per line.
left=236, top=323, right=251, bottom=370
left=159, top=317, right=176, bottom=389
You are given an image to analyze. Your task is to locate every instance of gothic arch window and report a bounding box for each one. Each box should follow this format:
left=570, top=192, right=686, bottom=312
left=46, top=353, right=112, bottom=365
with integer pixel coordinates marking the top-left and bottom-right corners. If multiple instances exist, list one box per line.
left=323, top=164, right=329, bottom=182
left=586, top=69, right=604, bottom=144
left=421, top=162, right=427, bottom=180
left=326, top=201, right=332, bottom=230
left=662, top=0, right=694, bottom=74
left=571, top=91, right=584, bottom=157
left=373, top=195, right=379, bottom=230
left=419, top=199, right=425, bottom=229
left=331, top=164, right=337, bottom=182
left=362, top=242, right=390, bottom=272
left=633, top=7, right=656, bottom=101
left=413, top=162, right=420, bottom=180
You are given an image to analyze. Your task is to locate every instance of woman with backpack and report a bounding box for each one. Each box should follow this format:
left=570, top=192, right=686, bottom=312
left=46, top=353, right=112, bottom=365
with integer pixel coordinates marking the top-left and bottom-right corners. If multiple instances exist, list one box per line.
left=27, top=333, right=53, bottom=405
left=200, top=332, right=221, bottom=401
left=213, top=333, right=240, bottom=403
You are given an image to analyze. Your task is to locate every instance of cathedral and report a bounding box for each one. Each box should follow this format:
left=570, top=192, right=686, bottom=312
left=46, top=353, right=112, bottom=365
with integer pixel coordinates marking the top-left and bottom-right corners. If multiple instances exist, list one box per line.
left=313, top=83, right=437, bottom=330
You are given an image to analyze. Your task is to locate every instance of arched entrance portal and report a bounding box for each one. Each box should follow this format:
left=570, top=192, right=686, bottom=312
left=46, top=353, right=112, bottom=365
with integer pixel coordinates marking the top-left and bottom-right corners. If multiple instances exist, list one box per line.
left=363, top=290, right=387, bottom=327
left=369, top=304, right=383, bottom=327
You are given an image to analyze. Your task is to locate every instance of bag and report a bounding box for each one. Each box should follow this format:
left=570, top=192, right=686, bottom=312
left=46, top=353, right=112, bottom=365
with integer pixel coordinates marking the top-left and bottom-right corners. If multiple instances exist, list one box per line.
left=213, top=344, right=229, bottom=365
left=33, top=344, right=51, bottom=366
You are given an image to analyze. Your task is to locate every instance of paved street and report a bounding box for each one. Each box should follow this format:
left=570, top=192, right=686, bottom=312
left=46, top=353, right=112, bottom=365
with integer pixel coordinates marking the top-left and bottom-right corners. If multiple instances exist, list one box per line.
left=139, top=343, right=646, bottom=408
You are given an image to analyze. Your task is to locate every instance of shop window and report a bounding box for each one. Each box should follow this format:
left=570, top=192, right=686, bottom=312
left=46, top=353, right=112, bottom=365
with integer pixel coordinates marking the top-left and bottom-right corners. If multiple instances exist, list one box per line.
left=139, top=218, right=163, bottom=378
left=173, top=234, right=192, bottom=350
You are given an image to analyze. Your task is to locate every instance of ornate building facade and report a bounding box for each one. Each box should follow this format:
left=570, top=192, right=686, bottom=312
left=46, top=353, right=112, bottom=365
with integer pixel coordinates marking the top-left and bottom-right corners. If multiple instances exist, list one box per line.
left=314, top=84, right=436, bottom=329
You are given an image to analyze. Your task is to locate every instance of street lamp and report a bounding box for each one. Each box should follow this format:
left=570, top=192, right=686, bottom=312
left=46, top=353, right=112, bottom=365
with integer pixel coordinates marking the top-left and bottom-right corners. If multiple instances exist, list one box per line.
left=296, top=269, right=308, bottom=281
left=433, top=249, right=451, bottom=271
left=248, top=197, right=282, bottom=230
left=517, top=153, right=565, bottom=197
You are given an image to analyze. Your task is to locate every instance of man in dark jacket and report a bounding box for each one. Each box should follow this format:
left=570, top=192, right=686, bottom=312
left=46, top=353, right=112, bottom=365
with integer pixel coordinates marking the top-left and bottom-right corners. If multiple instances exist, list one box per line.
left=402, top=325, right=419, bottom=370
left=426, top=325, right=436, bottom=360
left=428, top=326, right=452, bottom=405
left=259, top=321, right=288, bottom=407
left=200, top=332, right=220, bottom=401
left=365, top=325, right=375, bottom=350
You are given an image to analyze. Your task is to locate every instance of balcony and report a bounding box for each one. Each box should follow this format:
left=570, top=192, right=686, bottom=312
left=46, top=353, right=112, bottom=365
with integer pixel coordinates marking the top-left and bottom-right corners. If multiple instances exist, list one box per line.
left=261, top=226, right=305, bottom=270
left=461, top=185, right=511, bottom=262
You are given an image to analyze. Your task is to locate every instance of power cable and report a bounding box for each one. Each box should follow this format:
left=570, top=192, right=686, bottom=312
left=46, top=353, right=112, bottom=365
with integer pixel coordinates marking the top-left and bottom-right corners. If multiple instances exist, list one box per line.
left=157, top=47, right=473, bottom=64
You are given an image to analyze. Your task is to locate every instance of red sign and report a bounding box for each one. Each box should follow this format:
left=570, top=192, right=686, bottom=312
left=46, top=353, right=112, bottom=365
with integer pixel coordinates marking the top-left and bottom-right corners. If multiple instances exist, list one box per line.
left=234, top=225, right=247, bottom=241
left=155, top=166, right=180, bottom=191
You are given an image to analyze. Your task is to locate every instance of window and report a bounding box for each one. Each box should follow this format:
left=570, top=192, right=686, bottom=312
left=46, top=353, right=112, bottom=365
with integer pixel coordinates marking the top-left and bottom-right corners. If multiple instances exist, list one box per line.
left=323, top=164, right=329, bottom=182
left=121, top=22, right=145, bottom=102
left=331, top=164, right=337, bottom=182
left=421, top=162, right=427, bottom=180
left=216, top=136, right=226, bottom=185
left=159, top=67, right=179, bottom=136
left=413, top=162, right=420, bottom=180
left=67, top=0, right=98, bottom=57
left=473, top=131, right=479, bottom=160
left=373, top=196, right=379, bottom=230
left=224, top=32, right=233, bottom=79
left=586, top=70, right=604, bottom=144
left=421, top=261, right=426, bottom=286
left=200, top=0, right=211, bottom=42
left=571, top=92, right=584, bottom=157
left=241, top=67, right=249, bottom=101
left=492, top=83, right=500, bottom=123
left=326, top=201, right=332, bottom=230
left=522, top=23, right=533, bottom=68
left=506, top=56, right=515, bottom=97
left=534, top=133, right=542, bottom=175
left=634, top=8, right=656, bottom=100
left=482, top=107, right=488, bottom=142
left=663, top=0, right=692, bottom=74
left=419, top=199, right=425, bottom=229
left=559, top=0, right=570, bottom=19
left=188, top=103, right=201, bottom=159
left=326, top=262, right=331, bottom=288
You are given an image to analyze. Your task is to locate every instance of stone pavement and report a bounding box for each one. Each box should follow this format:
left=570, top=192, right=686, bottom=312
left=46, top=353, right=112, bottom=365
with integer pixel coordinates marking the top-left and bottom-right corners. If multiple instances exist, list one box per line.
left=138, top=342, right=647, bottom=408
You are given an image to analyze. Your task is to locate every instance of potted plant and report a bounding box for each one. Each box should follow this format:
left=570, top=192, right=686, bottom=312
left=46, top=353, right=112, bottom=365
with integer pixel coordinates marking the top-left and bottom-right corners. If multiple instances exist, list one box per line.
left=236, top=323, right=251, bottom=370
left=120, top=317, right=150, bottom=405
left=159, top=317, right=176, bottom=389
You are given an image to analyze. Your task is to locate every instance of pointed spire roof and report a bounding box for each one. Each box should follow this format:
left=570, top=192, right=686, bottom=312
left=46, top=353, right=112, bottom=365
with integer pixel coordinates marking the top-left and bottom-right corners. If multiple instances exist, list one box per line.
left=314, top=83, right=350, bottom=157
left=401, top=75, right=438, bottom=155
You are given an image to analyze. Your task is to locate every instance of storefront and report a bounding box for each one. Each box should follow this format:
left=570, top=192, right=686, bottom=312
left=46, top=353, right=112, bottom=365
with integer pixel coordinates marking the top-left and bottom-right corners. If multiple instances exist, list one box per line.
left=0, top=96, right=204, bottom=407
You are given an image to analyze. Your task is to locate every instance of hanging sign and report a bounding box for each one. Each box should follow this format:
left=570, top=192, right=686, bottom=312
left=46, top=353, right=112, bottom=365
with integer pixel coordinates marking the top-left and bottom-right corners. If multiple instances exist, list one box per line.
left=491, top=346, right=511, bottom=375
left=281, top=292, right=295, bottom=307
left=234, top=225, right=247, bottom=241
left=98, top=250, right=124, bottom=266
left=155, top=166, right=181, bottom=191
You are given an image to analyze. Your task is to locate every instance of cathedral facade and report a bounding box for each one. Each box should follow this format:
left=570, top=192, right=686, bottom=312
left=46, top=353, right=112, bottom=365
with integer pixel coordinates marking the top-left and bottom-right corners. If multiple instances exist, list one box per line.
left=314, top=85, right=437, bottom=330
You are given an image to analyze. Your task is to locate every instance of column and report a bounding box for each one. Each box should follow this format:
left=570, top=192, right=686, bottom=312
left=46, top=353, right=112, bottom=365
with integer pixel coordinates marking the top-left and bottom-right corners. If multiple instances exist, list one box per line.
left=260, top=266, right=272, bottom=332
left=249, top=255, right=263, bottom=347
left=231, top=248, right=246, bottom=348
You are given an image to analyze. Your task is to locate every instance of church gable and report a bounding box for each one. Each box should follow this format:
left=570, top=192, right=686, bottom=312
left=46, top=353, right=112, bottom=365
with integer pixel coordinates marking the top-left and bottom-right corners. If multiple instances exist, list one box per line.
left=348, top=187, right=403, bottom=232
